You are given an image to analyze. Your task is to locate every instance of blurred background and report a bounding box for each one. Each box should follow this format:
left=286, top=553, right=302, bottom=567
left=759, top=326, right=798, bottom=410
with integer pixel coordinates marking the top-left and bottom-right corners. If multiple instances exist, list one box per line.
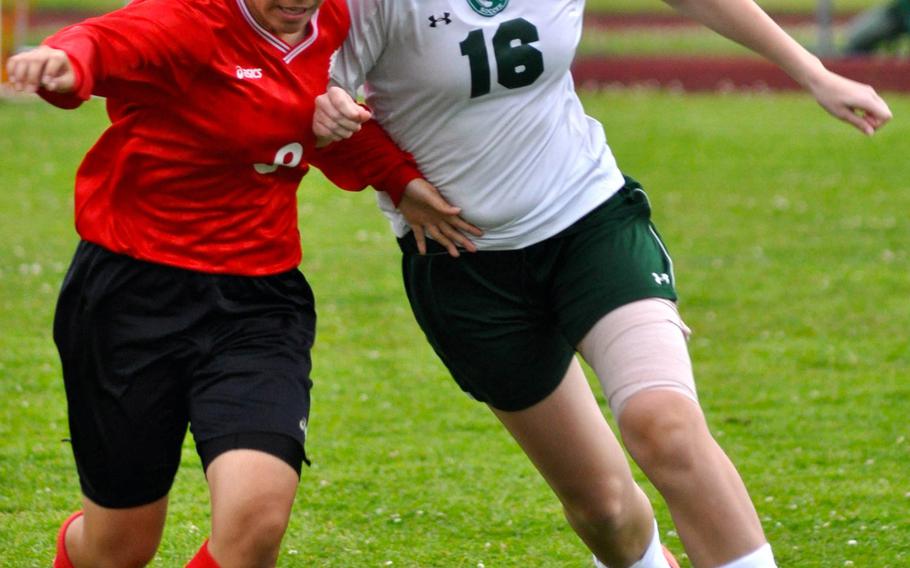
left=2, top=0, right=909, bottom=89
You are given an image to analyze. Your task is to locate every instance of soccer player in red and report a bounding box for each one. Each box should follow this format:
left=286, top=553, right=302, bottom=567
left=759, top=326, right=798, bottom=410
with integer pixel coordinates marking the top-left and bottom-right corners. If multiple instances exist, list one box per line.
left=5, top=0, right=478, bottom=566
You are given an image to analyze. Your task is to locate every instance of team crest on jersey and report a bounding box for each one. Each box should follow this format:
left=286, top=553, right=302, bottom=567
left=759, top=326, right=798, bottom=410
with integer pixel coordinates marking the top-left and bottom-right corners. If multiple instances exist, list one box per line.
left=467, top=0, right=508, bottom=17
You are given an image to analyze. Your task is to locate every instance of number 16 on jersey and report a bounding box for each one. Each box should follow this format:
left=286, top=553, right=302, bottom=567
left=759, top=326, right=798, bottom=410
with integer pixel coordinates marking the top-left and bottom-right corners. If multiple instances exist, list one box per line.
left=459, top=18, right=544, bottom=98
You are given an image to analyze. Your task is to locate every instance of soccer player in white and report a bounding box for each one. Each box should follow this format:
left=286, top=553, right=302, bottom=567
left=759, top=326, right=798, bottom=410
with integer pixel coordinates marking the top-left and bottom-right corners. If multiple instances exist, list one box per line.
left=316, top=0, right=891, bottom=567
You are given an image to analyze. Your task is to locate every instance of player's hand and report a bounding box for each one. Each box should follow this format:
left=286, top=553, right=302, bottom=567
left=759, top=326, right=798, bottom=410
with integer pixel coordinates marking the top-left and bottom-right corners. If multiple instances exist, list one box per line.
left=399, top=179, right=483, bottom=257
left=807, top=69, right=892, bottom=135
left=5, top=46, right=76, bottom=94
left=313, top=86, right=372, bottom=147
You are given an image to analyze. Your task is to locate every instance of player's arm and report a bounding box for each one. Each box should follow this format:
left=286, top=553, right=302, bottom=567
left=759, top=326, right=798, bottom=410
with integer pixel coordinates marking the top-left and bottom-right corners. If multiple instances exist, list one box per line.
left=309, top=118, right=482, bottom=257
left=317, top=0, right=482, bottom=254
left=663, top=0, right=892, bottom=134
left=5, top=0, right=210, bottom=108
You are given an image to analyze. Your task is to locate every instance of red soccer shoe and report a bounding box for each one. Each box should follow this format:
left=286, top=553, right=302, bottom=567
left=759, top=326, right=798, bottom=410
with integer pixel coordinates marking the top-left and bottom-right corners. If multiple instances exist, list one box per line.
left=53, top=511, right=84, bottom=568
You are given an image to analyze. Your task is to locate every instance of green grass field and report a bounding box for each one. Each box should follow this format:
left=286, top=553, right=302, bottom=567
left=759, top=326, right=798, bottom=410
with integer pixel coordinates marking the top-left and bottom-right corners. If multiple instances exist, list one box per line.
left=29, top=0, right=123, bottom=11
left=1, top=91, right=908, bottom=567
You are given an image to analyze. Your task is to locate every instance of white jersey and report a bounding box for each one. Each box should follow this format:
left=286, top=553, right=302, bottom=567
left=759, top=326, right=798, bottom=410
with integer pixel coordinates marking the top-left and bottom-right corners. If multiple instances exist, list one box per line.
left=331, top=0, right=626, bottom=249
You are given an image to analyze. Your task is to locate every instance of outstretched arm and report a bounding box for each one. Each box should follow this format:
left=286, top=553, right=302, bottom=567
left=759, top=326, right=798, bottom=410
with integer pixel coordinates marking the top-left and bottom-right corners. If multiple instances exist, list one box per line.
left=6, top=45, right=76, bottom=94
left=5, top=0, right=211, bottom=109
left=664, top=0, right=892, bottom=134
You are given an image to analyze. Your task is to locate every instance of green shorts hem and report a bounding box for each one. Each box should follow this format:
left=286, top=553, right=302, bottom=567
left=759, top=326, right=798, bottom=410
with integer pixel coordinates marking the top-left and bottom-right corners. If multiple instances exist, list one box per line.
left=563, top=290, right=678, bottom=347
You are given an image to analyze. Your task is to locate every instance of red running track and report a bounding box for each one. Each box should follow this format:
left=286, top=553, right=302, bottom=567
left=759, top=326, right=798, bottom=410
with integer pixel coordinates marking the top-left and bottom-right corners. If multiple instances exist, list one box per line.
left=584, top=11, right=856, bottom=28
left=572, top=56, right=910, bottom=92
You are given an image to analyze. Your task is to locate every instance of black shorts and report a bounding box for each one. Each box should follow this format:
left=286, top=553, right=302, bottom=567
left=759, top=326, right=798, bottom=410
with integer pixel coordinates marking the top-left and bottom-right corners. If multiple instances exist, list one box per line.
left=53, top=241, right=315, bottom=508
left=399, top=178, right=678, bottom=412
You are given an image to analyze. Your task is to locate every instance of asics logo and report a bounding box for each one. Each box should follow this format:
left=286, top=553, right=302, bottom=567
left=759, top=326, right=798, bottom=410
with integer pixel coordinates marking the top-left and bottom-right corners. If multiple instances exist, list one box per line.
left=235, top=66, right=263, bottom=80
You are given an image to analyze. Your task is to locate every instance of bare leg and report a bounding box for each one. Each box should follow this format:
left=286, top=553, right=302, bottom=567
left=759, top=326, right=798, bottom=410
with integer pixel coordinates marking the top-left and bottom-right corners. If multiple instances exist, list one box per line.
left=577, top=299, right=770, bottom=567
left=205, top=449, right=299, bottom=568
left=619, top=391, right=767, bottom=568
left=66, top=496, right=167, bottom=568
left=491, top=358, right=656, bottom=568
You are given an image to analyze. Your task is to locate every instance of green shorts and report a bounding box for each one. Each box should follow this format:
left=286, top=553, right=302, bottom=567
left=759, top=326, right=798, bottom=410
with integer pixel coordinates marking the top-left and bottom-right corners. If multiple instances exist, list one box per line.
left=398, top=178, right=678, bottom=411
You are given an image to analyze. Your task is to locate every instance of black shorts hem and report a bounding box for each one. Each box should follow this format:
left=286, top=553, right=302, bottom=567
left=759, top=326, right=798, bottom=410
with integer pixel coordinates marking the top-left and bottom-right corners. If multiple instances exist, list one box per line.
left=196, top=431, right=309, bottom=477
left=79, top=477, right=174, bottom=510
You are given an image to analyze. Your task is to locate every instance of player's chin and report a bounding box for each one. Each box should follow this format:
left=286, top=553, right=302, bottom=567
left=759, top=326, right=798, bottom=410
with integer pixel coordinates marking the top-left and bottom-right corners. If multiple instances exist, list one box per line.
left=271, top=7, right=314, bottom=30
left=277, top=18, right=312, bottom=33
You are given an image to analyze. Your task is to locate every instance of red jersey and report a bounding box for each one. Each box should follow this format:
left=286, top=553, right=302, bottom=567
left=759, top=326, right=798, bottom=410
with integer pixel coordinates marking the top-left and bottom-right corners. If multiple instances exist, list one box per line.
left=41, top=0, right=421, bottom=275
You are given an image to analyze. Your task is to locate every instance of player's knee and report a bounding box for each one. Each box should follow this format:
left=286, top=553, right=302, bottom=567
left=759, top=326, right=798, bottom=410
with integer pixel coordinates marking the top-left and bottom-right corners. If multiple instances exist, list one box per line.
left=214, top=502, right=290, bottom=565
left=206, top=447, right=299, bottom=565
left=240, top=525, right=286, bottom=565
left=247, top=507, right=290, bottom=549
left=619, top=390, right=705, bottom=475
left=561, top=474, right=635, bottom=531
left=86, top=534, right=160, bottom=568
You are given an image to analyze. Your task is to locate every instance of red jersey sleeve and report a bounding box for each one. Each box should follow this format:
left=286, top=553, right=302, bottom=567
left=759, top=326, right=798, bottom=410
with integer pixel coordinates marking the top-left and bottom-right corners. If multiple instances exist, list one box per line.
left=39, top=0, right=213, bottom=109
left=309, top=118, right=422, bottom=207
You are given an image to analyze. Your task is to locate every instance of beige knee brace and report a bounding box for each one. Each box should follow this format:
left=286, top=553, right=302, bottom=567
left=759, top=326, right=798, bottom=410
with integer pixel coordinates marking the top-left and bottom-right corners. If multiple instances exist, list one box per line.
left=577, top=298, right=699, bottom=418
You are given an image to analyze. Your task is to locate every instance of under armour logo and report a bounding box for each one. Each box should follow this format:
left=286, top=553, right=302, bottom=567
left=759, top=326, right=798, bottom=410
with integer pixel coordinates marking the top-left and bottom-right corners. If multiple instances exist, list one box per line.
left=652, top=272, right=671, bottom=285
left=428, top=12, right=452, bottom=27
left=299, top=418, right=309, bottom=440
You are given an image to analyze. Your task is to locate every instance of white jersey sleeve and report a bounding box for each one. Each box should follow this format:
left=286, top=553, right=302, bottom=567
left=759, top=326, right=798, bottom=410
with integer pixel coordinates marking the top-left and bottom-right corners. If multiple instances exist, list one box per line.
left=332, top=0, right=626, bottom=250
left=329, top=0, right=384, bottom=95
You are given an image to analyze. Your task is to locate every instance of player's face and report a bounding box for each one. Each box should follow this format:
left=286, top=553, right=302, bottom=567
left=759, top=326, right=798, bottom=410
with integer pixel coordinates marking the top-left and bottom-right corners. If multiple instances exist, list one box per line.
left=244, top=0, right=324, bottom=41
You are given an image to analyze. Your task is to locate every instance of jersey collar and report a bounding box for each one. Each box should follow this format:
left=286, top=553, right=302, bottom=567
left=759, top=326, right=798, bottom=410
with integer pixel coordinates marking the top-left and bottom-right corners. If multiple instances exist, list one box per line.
left=235, top=0, right=321, bottom=63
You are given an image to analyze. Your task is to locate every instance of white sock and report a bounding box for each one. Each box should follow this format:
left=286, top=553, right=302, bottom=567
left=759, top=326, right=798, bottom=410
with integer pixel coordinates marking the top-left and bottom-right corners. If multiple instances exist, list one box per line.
left=593, top=520, right=670, bottom=568
left=716, top=543, right=777, bottom=568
